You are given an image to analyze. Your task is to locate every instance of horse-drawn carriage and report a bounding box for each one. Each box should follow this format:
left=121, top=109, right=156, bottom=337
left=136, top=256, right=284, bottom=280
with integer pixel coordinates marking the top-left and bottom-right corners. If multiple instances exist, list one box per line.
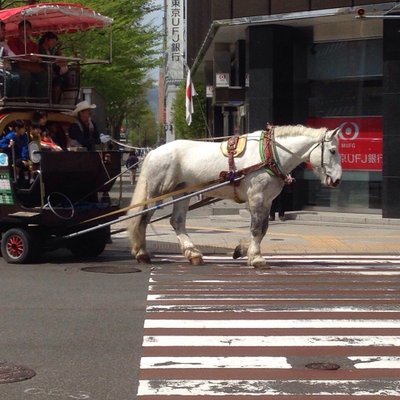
left=0, top=3, right=343, bottom=267
left=0, top=3, right=123, bottom=264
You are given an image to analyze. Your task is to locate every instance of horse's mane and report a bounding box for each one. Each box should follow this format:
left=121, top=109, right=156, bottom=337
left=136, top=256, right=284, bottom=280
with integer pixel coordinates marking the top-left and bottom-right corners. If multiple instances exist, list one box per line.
left=273, top=124, right=326, bottom=139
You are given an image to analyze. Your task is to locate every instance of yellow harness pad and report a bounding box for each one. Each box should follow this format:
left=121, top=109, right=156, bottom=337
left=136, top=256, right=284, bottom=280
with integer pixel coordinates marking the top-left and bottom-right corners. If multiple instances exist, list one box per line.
left=220, top=135, right=247, bottom=157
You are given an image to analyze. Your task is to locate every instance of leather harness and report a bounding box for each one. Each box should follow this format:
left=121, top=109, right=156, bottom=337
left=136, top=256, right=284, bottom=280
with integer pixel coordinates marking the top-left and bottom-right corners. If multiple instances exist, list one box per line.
left=219, top=123, right=289, bottom=186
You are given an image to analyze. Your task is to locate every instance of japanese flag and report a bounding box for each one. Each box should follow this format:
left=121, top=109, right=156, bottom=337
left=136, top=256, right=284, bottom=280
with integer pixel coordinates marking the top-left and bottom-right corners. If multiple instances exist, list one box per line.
left=185, top=69, right=197, bottom=126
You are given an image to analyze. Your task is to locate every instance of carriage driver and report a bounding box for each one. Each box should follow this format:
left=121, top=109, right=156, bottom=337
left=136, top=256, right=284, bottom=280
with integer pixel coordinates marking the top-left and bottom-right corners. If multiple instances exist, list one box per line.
left=68, top=101, right=100, bottom=151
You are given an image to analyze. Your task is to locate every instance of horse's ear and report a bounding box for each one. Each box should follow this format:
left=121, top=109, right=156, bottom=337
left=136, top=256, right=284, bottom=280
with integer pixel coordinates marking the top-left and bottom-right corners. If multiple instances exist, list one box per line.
left=326, top=127, right=341, bottom=140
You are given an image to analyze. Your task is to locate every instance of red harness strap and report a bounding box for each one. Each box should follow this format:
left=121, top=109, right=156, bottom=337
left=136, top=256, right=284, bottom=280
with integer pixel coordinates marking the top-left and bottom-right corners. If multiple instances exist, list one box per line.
left=227, top=135, right=239, bottom=173
left=262, top=124, right=288, bottom=181
left=219, top=135, right=241, bottom=185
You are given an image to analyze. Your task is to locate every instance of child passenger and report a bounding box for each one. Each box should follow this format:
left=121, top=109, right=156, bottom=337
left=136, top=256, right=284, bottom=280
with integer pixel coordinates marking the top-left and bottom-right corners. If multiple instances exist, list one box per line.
left=0, top=119, right=29, bottom=184
left=30, top=122, right=62, bottom=152
left=40, top=128, right=62, bottom=152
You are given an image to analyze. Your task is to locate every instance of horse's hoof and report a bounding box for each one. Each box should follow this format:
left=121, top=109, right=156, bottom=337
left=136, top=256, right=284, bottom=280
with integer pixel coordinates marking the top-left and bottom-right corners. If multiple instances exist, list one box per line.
left=190, top=256, right=204, bottom=265
left=233, top=245, right=242, bottom=259
left=137, top=254, right=151, bottom=264
left=249, top=257, right=270, bottom=269
left=253, top=264, right=271, bottom=270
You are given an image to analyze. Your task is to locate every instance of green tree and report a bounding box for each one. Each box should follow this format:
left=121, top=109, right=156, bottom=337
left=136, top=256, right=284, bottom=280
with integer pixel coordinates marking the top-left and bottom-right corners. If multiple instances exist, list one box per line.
left=127, top=104, right=159, bottom=147
left=47, top=0, right=161, bottom=137
left=172, top=81, right=208, bottom=139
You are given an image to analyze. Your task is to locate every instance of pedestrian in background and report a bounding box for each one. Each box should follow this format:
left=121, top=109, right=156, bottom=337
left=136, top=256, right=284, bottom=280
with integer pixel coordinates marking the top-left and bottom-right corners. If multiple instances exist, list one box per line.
left=269, top=174, right=295, bottom=221
left=126, top=150, right=139, bottom=185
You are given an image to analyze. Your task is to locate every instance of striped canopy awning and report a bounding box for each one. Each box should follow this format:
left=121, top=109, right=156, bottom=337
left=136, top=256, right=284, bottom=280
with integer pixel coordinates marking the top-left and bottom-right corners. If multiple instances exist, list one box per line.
left=0, top=2, right=113, bottom=36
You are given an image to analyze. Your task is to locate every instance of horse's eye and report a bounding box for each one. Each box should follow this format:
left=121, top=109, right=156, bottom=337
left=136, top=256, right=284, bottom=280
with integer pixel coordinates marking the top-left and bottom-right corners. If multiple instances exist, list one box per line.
left=330, top=149, right=336, bottom=155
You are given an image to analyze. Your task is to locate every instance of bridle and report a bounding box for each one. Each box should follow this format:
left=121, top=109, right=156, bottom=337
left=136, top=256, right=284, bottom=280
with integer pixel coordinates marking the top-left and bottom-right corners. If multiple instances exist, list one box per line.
left=307, top=129, right=334, bottom=178
left=266, top=124, right=333, bottom=181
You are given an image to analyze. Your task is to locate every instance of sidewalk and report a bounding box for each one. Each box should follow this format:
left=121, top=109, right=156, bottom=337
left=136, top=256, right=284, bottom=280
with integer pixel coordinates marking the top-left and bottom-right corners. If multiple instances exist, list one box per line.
left=113, top=200, right=400, bottom=257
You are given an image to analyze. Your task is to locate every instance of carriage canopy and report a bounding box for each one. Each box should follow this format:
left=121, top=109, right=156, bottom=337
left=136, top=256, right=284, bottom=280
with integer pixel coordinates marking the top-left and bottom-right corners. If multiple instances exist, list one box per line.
left=0, top=2, right=113, bottom=36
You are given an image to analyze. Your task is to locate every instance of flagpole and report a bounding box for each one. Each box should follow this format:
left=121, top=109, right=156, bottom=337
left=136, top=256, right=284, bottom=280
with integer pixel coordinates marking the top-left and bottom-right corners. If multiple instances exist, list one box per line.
left=182, top=59, right=212, bottom=137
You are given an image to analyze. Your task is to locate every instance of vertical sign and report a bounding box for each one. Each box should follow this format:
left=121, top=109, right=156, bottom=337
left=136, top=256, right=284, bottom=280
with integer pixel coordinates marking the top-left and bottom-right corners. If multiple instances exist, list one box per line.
left=216, top=73, right=229, bottom=87
left=165, top=0, right=185, bottom=142
left=166, top=0, right=184, bottom=81
left=0, top=170, right=14, bottom=205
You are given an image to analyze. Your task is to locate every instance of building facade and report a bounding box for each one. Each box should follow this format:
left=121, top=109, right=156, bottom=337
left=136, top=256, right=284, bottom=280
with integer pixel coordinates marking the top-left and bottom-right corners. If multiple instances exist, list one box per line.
left=186, top=0, right=400, bottom=218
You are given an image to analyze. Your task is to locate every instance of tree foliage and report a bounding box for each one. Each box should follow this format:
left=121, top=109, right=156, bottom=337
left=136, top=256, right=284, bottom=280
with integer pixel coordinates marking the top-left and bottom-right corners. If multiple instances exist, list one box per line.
left=46, top=0, right=161, bottom=138
left=127, top=105, right=159, bottom=147
left=172, top=81, right=208, bottom=139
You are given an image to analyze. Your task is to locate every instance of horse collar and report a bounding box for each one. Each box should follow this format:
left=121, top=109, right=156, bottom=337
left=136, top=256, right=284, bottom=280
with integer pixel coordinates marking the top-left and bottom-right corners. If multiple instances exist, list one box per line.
left=260, top=124, right=289, bottom=182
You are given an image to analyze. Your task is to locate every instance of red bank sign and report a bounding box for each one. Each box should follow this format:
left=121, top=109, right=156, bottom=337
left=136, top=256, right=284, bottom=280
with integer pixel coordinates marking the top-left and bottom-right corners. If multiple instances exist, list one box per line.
left=307, top=117, right=383, bottom=171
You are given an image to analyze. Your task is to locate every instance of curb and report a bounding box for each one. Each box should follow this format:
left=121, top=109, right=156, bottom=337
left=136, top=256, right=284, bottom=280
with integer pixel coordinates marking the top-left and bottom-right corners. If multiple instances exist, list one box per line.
left=147, top=240, right=232, bottom=255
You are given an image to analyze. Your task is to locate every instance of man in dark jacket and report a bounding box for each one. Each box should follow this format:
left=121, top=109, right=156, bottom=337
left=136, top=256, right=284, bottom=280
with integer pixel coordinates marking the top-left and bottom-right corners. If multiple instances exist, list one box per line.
left=68, top=101, right=100, bottom=151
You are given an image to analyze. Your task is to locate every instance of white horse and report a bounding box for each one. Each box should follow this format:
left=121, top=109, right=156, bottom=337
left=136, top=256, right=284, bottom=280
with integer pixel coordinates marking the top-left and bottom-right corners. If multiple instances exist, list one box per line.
left=127, top=125, right=342, bottom=268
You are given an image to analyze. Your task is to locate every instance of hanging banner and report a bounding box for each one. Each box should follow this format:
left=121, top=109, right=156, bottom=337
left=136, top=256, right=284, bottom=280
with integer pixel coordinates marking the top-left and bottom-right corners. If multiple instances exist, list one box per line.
left=307, top=116, right=383, bottom=171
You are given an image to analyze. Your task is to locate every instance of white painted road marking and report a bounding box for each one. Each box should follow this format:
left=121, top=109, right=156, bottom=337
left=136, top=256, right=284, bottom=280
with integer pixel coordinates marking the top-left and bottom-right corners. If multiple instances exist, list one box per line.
left=143, top=335, right=400, bottom=347
left=144, top=318, right=400, bottom=329
left=138, top=379, right=400, bottom=396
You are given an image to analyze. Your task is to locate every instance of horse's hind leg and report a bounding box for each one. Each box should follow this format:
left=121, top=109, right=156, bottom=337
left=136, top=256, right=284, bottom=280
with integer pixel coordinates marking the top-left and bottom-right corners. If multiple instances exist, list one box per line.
left=170, top=197, right=204, bottom=265
left=129, top=207, right=155, bottom=264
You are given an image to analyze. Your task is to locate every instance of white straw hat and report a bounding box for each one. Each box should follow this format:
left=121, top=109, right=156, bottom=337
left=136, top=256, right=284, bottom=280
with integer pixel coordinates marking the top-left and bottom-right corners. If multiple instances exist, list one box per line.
left=72, top=100, right=96, bottom=116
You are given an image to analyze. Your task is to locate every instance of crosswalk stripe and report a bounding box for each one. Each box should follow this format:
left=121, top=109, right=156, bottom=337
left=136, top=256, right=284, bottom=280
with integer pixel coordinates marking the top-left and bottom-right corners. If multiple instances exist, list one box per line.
left=140, top=356, right=400, bottom=369
left=143, top=335, right=400, bottom=347
left=138, top=379, right=400, bottom=396
left=144, top=319, right=400, bottom=329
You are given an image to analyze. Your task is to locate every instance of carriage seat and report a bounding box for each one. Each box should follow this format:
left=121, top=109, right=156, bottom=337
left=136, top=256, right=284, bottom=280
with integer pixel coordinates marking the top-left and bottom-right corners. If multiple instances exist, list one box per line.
left=221, top=135, right=247, bottom=158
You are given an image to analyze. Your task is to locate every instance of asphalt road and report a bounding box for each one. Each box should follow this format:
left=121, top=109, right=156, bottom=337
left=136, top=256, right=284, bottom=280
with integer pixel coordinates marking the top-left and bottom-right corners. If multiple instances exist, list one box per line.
left=0, top=215, right=400, bottom=400
left=0, top=246, right=150, bottom=400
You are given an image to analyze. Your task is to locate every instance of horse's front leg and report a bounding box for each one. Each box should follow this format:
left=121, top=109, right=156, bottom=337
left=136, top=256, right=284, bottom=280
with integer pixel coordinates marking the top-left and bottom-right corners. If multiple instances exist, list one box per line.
left=247, top=201, right=271, bottom=268
left=170, top=197, right=204, bottom=265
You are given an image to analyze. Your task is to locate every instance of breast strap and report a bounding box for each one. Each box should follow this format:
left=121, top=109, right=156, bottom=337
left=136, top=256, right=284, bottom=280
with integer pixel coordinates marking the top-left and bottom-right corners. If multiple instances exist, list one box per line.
left=261, top=124, right=288, bottom=181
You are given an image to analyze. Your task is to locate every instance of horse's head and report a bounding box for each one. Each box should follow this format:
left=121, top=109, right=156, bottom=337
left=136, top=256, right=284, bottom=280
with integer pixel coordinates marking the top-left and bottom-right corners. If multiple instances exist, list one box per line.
left=309, top=127, right=342, bottom=187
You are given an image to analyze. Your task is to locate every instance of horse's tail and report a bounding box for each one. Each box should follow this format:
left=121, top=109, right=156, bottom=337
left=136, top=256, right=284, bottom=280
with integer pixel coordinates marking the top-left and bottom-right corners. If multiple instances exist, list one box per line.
left=127, top=155, right=150, bottom=256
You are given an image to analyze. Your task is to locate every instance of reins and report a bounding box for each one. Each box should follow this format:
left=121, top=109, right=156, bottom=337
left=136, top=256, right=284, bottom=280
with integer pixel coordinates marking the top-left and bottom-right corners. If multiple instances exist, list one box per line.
left=69, top=176, right=245, bottom=237
left=80, top=176, right=241, bottom=225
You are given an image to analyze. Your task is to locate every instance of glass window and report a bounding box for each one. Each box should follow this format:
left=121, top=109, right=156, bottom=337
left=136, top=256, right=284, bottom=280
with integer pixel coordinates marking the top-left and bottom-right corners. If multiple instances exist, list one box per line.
left=305, top=39, right=383, bottom=212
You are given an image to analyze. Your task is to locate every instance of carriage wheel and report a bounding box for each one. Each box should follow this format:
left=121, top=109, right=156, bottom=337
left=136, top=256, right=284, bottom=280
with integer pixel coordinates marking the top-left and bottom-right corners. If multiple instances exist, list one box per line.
left=67, top=228, right=108, bottom=258
left=1, top=228, right=39, bottom=264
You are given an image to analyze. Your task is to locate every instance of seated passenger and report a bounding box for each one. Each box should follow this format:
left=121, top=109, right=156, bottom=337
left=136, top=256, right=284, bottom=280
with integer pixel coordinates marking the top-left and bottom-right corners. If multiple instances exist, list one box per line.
left=48, top=121, right=68, bottom=150
left=32, top=110, right=48, bottom=130
left=8, top=20, right=47, bottom=98
left=0, top=119, right=29, bottom=184
left=39, top=32, right=68, bottom=103
left=28, top=121, right=41, bottom=143
left=0, top=21, right=20, bottom=97
left=40, top=128, right=62, bottom=152
left=68, top=101, right=100, bottom=151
